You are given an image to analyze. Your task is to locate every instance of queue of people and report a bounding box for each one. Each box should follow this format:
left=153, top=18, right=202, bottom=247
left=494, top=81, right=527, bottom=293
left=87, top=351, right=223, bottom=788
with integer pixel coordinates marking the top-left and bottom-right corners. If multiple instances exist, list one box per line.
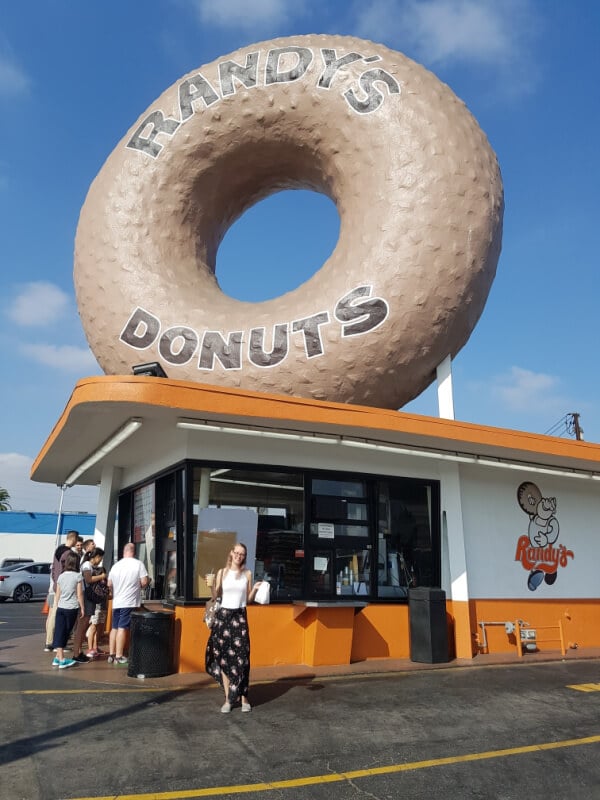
left=45, top=535, right=148, bottom=669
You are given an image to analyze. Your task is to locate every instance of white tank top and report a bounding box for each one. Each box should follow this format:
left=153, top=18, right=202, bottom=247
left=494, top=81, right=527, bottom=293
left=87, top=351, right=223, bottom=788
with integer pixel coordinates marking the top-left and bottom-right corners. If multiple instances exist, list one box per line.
left=220, top=568, right=248, bottom=609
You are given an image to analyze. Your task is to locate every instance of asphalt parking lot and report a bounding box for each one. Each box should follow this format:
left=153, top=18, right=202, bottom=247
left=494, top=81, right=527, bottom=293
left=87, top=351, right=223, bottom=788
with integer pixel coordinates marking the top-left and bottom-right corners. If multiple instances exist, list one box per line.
left=2, top=602, right=600, bottom=800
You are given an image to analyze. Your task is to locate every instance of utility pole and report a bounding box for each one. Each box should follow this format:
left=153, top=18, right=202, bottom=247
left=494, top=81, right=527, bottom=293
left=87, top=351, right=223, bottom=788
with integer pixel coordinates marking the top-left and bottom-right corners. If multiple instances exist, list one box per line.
left=568, top=413, right=584, bottom=441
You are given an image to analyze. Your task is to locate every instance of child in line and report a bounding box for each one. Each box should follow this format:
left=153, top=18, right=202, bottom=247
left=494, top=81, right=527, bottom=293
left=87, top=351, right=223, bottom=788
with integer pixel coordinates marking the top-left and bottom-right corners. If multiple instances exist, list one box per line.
left=51, top=552, right=84, bottom=669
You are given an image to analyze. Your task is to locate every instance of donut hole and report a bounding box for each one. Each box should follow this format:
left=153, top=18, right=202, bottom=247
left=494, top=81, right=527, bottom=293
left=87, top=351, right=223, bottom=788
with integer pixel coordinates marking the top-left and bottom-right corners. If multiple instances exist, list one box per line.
left=182, top=138, right=342, bottom=302
left=217, top=189, right=340, bottom=302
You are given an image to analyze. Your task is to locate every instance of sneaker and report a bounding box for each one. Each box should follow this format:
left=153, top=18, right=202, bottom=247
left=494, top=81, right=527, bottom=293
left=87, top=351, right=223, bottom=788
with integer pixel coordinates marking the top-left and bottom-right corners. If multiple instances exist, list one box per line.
left=51, top=657, right=60, bottom=667
left=73, top=654, right=88, bottom=663
left=115, top=656, right=129, bottom=666
left=58, top=659, right=77, bottom=669
left=96, top=648, right=107, bottom=654
left=220, top=702, right=231, bottom=713
left=241, top=702, right=252, bottom=712
left=86, top=649, right=98, bottom=659
left=107, top=655, right=116, bottom=663
left=44, top=644, right=53, bottom=652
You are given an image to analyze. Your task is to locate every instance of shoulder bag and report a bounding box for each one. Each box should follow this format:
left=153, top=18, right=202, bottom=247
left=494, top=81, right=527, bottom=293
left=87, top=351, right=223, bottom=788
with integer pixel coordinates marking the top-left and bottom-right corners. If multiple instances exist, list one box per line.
left=204, top=568, right=223, bottom=628
left=204, top=597, right=221, bottom=629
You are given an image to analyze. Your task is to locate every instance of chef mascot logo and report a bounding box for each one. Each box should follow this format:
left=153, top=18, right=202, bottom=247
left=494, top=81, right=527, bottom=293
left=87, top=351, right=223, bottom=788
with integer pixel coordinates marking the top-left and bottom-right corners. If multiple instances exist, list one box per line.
left=515, top=481, right=574, bottom=591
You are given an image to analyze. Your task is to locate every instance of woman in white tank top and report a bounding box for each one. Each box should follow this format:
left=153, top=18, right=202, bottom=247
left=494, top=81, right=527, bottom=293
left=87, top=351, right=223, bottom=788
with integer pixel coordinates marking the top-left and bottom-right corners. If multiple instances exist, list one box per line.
left=205, top=542, right=263, bottom=713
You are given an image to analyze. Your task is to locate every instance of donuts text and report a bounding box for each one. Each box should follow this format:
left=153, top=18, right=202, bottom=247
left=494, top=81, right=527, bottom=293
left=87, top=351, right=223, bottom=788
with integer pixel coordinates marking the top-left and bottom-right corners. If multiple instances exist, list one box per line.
left=127, top=46, right=401, bottom=158
left=120, top=285, right=389, bottom=372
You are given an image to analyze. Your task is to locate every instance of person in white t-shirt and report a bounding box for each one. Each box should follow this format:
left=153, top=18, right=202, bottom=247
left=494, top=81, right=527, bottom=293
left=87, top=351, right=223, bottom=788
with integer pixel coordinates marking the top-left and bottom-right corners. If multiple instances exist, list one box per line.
left=107, top=543, right=149, bottom=665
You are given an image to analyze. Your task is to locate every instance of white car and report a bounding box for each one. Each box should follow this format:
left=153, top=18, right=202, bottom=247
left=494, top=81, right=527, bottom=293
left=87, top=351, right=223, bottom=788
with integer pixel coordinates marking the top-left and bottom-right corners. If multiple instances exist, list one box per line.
left=0, top=562, right=51, bottom=603
left=0, top=557, right=35, bottom=569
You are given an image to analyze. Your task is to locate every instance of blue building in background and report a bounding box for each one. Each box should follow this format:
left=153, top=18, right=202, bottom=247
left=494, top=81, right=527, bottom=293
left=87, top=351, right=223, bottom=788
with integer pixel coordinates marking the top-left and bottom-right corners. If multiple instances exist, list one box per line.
left=0, top=511, right=97, bottom=563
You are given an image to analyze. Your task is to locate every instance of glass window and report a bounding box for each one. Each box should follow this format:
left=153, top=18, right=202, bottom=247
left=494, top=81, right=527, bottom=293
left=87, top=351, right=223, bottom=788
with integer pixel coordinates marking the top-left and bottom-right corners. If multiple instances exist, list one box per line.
left=377, top=479, right=437, bottom=599
left=132, top=483, right=155, bottom=587
left=334, top=547, right=370, bottom=597
left=310, top=477, right=370, bottom=539
left=119, top=465, right=440, bottom=606
left=312, top=478, right=366, bottom=498
left=155, top=474, right=178, bottom=602
left=192, top=467, right=304, bottom=602
left=310, top=523, right=369, bottom=538
left=309, top=550, right=332, bottom=597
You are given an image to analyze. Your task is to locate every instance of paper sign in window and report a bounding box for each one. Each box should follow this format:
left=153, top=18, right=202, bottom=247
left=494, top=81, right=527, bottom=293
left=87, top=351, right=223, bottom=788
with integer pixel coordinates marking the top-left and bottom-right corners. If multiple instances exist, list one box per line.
left=317, top=523, right=335, bottom=539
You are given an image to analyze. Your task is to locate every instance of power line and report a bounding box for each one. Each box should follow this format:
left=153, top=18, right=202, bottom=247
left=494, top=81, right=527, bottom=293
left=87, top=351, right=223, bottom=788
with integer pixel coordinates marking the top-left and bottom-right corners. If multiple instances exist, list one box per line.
left=545, top=414, right=569, bottom=437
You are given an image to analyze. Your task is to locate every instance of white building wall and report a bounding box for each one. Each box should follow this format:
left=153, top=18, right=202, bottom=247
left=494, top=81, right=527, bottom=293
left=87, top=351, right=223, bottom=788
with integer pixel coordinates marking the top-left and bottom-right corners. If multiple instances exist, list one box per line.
left=0, top=534, right=56, bottom=563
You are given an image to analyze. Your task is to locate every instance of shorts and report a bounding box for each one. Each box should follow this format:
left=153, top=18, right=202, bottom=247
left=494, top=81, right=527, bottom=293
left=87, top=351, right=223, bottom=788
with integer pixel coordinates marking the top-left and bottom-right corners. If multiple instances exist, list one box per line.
left=111, top=607, right=133, bottom=630
left=83, top=596, right=97, bottom=617
left=90, top=605, right=107, bottom=626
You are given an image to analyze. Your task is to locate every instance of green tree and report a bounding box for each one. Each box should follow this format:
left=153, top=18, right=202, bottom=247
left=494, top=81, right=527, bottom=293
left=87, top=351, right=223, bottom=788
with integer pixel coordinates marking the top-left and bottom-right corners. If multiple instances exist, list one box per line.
left=0, top=487, right=11, bottom=511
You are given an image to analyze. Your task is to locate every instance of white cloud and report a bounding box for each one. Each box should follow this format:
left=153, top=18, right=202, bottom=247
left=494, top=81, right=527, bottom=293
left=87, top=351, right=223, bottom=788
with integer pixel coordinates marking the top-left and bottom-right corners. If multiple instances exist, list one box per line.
left=19, top=343, right=97, bottom=372
left=193, top=0, right=296, bottom=31
left=355, top=0, right=536, bottom=69
left=407, top=0, right=512, bottom=65
left=0, top=51, right=30, bottom=98
left=0, top=452, right=98, bottom=513
left=9, top=282, right=69, bottom=326
left=491, top=367, right=566, bottom=415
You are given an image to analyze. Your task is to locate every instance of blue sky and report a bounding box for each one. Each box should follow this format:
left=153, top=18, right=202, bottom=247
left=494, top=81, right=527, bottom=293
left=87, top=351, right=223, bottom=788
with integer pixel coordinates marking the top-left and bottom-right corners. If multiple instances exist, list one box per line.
left=1, top=0, right=599, bottom=512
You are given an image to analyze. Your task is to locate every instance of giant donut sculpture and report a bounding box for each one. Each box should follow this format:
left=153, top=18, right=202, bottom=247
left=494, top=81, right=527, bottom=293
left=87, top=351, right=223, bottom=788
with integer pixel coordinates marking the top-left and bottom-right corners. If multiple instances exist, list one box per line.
left=74, top=34, right=503, bottom=409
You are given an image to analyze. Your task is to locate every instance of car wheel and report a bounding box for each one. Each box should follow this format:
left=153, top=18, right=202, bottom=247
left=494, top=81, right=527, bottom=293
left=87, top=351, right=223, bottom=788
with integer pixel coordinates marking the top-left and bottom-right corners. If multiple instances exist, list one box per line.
left=13, top=584, right=33, bottom=603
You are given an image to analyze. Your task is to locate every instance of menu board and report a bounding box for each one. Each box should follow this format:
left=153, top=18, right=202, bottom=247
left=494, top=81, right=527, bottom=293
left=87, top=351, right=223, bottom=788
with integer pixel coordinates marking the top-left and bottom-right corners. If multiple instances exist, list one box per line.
left=194, top=530, right=237, bottom=597
left=194, top=508, right=258, bottom=597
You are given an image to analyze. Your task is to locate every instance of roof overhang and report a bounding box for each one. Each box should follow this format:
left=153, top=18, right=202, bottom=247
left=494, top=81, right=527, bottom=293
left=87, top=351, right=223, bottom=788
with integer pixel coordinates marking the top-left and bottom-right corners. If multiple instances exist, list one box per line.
left=31, top=376, right=600, bottom=487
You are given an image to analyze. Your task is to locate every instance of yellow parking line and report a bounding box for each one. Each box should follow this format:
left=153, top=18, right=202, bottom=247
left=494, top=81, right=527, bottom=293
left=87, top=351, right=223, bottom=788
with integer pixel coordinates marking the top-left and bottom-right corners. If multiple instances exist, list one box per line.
left=567, top=683, right=600, bottom=692
left=0, top=688, right=178, bottom=694
left=62, top=733, right=600, bottom=800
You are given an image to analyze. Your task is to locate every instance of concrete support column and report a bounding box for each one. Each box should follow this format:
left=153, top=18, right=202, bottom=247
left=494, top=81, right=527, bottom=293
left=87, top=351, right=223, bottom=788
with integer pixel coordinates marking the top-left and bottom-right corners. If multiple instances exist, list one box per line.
left=439, top=462, right=474, bottom=658
left=94, top=465, right=122, bottom=567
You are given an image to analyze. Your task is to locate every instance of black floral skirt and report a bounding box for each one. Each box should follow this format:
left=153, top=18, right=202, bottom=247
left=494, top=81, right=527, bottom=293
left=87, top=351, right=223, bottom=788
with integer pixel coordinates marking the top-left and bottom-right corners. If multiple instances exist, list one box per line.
left=205, top=606, right=250, bottom=703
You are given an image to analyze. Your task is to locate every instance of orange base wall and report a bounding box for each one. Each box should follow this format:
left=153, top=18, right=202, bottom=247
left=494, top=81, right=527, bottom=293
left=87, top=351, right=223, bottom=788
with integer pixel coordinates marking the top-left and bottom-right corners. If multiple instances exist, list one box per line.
left=173, top=604, right=413, bottom=673
left=170, top=599, right=600, bottom=673
left=466, top=598, right=600, bottom=655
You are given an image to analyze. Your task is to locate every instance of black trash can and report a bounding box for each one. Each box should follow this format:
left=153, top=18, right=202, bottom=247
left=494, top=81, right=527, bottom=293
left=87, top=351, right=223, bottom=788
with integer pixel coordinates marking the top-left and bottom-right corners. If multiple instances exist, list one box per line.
left=408, top=587, right=449, bottom=664
left=127, top=608, right=175, bottom=678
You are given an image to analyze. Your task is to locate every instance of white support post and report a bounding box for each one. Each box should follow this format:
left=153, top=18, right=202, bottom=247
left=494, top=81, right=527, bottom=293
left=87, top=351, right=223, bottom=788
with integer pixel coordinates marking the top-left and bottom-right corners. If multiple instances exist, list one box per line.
left=94, top=465, right=122, bottom=567
left=436, top=355, right=455, bottom=420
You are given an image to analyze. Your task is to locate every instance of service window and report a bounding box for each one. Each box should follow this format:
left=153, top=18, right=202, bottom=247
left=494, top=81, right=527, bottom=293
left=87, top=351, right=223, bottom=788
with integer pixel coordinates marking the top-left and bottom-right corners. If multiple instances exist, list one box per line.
left=308, top=477, right=372, bottom=599
left=377, top=478, right=439, bottom=598
left=191, top=466, right=305, bottom=603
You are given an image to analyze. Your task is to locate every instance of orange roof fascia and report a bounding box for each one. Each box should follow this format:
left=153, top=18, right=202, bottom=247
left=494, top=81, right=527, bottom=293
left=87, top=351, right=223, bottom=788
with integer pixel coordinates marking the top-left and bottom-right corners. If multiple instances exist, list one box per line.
left=32, top=375, right=600, bottom=475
